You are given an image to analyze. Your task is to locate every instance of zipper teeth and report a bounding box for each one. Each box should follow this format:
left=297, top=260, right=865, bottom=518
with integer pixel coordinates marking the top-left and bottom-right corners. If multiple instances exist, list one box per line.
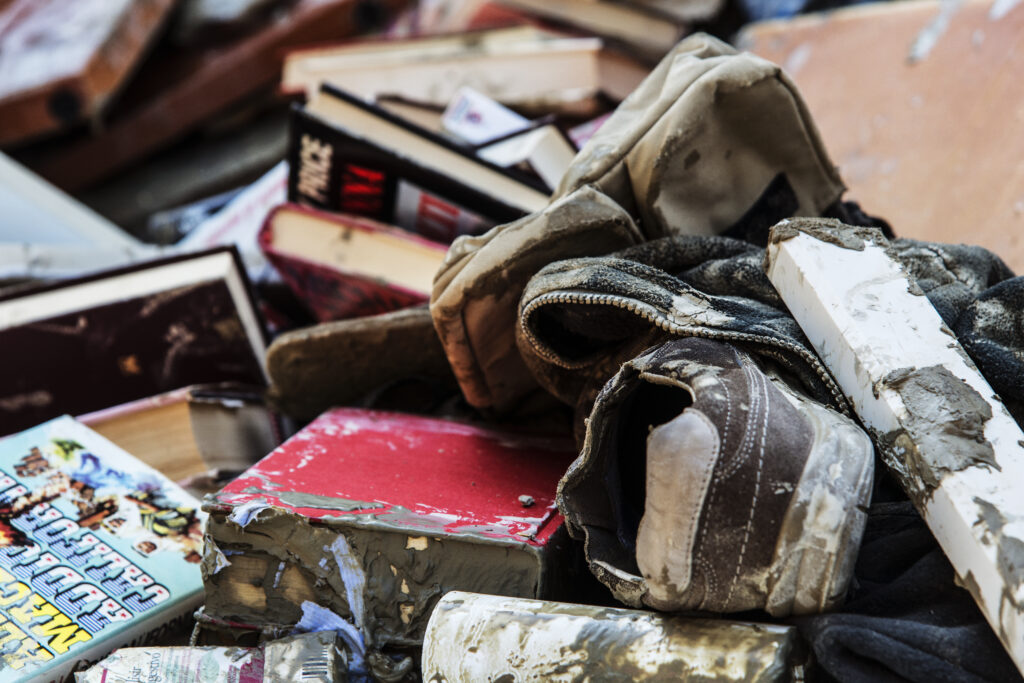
left=521, top=290, right=852, bottom=414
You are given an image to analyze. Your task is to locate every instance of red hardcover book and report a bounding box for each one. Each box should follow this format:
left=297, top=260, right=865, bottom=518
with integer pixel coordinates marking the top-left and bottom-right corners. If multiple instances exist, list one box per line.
left=201, top=408, right=575, bottom=652
left=258, top=203, right=448, bottom=321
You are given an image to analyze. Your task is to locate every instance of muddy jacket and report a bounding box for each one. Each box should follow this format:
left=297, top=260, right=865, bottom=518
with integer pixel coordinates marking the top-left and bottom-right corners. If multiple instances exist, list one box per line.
left=516, top=224, right=1017, bottom=433
left=430, top=32, right=848, bottom=415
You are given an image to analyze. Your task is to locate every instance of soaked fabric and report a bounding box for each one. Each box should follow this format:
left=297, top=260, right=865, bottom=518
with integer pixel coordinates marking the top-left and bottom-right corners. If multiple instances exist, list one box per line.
left=954, top=277, right=1024, bottom=423
left=517, top=230, right=1019, bottom=433
left=516, top=232, right=853, bottom=427
left=799, top=498, right=1023, bottom=683
left=890, top=239, right=1014, bottom=328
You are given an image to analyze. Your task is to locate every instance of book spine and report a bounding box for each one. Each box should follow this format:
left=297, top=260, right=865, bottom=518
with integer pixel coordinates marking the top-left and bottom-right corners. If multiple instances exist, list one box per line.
left=287, top=106, right=396, bottom=223
left=286, top=107, right=506, bottom=242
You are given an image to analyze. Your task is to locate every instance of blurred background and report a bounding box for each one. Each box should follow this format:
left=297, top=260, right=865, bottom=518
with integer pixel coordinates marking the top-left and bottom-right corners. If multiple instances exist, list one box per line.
left=0, top=0, right=1021, bottom=308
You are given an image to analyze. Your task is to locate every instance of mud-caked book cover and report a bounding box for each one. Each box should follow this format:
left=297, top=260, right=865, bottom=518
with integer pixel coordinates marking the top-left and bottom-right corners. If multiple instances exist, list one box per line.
left=0, top=416, right=206, bottom=682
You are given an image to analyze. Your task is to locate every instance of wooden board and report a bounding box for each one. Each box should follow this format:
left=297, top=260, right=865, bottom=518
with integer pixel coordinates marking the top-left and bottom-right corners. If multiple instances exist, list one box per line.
left=0, top=0, right=177, bottom=146
left=740, top=0, right=1024, bottom=273
left=766, top=221, right=1024, bottom=676
left=28, top=0, right=410, bottom=192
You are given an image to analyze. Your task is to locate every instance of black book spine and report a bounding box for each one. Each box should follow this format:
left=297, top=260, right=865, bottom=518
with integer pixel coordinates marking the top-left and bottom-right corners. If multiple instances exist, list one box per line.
left=287, top=104, right=397, bottom=223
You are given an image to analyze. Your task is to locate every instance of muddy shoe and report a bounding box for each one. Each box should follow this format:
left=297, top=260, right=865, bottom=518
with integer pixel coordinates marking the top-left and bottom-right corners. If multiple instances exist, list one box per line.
left=266, top=305, right=458, bottom=420
left=559, top=337, right=874, bottom=616
left=432, top=32, right=848, bottom=415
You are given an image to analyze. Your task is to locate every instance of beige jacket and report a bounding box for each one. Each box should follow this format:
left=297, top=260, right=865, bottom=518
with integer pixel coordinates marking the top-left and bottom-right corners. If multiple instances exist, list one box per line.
left=431, top=33, right=845, bottom=414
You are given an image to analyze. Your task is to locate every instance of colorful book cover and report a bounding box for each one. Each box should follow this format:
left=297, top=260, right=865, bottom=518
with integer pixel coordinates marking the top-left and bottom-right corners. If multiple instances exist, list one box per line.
left=0, top=416, right=206, bottom=683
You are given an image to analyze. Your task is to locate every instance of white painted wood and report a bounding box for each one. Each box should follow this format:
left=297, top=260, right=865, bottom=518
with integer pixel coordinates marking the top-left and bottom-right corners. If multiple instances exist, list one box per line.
left=765, top=221, right=1024, bottom=673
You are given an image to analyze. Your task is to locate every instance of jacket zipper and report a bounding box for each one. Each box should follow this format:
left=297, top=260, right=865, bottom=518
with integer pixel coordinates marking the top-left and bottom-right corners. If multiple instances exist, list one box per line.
left=520, top=290, right=853, bottom=415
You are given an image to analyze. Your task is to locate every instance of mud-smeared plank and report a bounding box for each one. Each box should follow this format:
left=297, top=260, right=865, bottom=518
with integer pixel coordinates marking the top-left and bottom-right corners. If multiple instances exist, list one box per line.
left=423, top=591, right=799, bottom=681
left=765, top=218, right=1024, bottom=675
left=740, top=0, right=1024, bottom=273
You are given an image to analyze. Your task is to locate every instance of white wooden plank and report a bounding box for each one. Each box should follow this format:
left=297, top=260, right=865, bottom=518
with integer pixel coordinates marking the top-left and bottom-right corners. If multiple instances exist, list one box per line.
left=764, top=219, right=1024, bottom=673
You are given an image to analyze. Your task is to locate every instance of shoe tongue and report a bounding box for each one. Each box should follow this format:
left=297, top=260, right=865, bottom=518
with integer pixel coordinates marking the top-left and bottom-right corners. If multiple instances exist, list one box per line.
left=606, top=372, right=694, bottom=559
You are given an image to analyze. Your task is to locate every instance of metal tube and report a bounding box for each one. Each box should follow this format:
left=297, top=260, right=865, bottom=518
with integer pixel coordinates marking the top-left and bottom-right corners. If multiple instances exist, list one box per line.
left=422, top=591, right=800, bottom=682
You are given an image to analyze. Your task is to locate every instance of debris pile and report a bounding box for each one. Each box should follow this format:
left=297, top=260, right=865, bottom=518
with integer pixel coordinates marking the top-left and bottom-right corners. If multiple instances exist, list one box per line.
left=0, top=0, right=1022, bottom=681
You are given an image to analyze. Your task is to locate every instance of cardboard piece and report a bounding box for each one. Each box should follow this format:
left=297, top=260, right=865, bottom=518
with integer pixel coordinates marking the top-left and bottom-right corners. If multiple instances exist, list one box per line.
left=740, top=0, right=1024, bottom=273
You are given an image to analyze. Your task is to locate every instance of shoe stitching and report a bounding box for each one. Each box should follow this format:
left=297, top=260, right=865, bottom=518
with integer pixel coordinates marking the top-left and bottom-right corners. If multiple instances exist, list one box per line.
left=695, top=555, right=717, bottom=610
left=724, top=362, right=770, bottom=607
left=721, top=354, right=758, bottom=479
left=719, top=368, right=732, bottom=455
left=692, top=350, right=751, bottom=608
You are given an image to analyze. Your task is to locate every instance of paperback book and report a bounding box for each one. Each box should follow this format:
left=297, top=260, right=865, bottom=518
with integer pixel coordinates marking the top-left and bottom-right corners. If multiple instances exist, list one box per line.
left=0, top=416, right=206, bottom=682
left=259, top=204, right=447, bottom=320
left=288, top=85, right=550, bottom=242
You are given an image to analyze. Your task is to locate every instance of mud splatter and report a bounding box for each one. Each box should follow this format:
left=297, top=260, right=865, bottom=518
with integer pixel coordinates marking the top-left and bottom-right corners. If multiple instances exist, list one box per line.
left=769, top=218, right=885, bottom=251
left=972, top=498, right=1024, bottom=642
left=878, top=365, right=996, bottom=497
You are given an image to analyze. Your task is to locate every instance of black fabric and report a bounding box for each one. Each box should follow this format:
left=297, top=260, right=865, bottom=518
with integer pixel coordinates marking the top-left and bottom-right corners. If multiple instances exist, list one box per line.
left=722, top=173, right=801, bottom=246
left=799, top=499, right=1022, bottom=683
left=604, top=234, right=1023, bottom=418
left=890, top=239, right=1014, bottom=328
left=613, top=234, right=785, bottom=307
left=520, top=244, right=851, bottom=415
left=955, top=277, right=1024, bottom=422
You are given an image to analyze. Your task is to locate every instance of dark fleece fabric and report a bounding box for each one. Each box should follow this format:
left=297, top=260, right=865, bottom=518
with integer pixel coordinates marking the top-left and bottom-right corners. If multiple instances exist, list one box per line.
left=799, top=494, right=1022, bottom=683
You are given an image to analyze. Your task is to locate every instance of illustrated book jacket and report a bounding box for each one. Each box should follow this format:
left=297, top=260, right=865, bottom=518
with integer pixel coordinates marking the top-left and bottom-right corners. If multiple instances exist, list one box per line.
left=0, top=416, right=206, bottom=682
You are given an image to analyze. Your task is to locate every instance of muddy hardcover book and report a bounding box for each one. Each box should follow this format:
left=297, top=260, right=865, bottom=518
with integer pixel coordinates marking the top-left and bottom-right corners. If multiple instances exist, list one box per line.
left=0, top=416, right=206, bottom=682
left=201, top=408, right=575, bottom=650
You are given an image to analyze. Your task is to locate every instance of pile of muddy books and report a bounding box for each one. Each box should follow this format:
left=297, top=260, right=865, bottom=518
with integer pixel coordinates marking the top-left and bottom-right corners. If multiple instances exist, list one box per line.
left=1, top=0, right=1024, bottom=682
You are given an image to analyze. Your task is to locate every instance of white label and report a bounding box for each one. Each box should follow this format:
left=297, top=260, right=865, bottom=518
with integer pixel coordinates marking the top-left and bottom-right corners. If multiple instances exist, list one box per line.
left=441, top=87, right=530, bottom=146
left=394, top=181, right=493, bottom=243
